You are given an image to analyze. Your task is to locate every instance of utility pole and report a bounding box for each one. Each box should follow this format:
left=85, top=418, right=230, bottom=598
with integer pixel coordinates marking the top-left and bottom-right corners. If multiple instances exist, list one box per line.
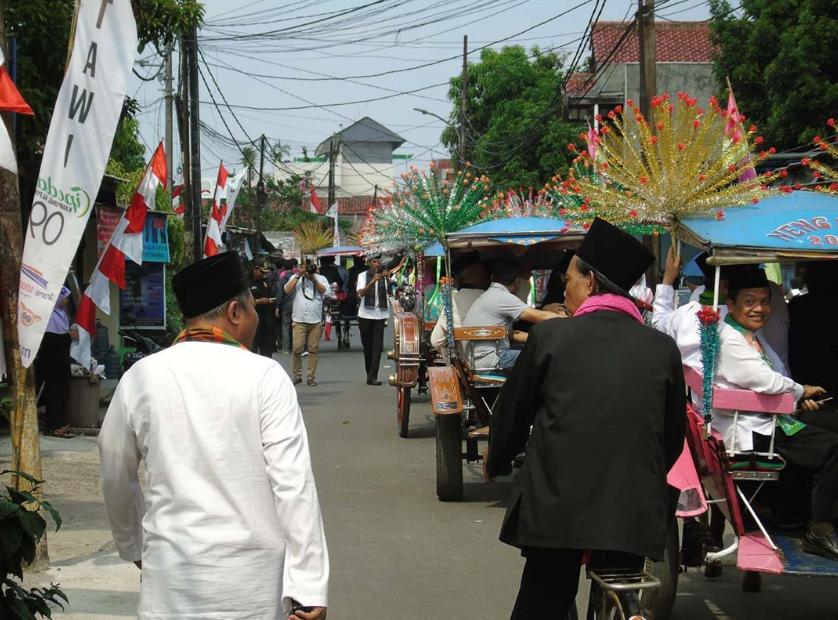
left=185, top=25, right=202, bottom=263
left=459, top=35, right=468, bottom=169
left=0, top=12, right=47, bottom=566
left=176, top=39, right=190, bottom=222
left=327, top=138, right=336, bottom=209
left=164, top=46, right=174, bottom=192
left=255, top=134, right=266, bottom=253
left=638, top=0, right=657, bottom=122
left=638, top=0, right=659, bottom=284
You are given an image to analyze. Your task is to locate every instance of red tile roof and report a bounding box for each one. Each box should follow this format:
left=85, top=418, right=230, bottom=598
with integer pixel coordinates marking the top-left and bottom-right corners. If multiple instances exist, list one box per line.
left=592, top=21, right=714, bottom=64
left=566, top=71, right=594, bottom=96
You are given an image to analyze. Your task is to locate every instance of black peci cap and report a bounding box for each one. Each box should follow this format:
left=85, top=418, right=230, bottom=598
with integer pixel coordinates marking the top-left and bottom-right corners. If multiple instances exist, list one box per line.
left=576, top=217, right=655, bottom=291
left=172, top=252, right=250, bottom=319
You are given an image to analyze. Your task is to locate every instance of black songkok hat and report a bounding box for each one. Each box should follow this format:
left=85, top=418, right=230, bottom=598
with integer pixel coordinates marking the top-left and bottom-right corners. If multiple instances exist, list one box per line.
left=727, top=266, right=770, bottom=292
left=173, top=252, right=250, bottom=319
left=576, top=217, right=655, bottom=291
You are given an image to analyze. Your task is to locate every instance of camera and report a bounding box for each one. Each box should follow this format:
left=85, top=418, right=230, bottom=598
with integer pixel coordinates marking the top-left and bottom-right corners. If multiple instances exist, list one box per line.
left=305, top=261, right=317, bottom=274
left=374, top=265, right=383, bottom=275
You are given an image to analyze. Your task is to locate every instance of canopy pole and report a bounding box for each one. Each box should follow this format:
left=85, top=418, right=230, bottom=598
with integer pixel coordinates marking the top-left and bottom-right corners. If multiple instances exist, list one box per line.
left=712, top=264, right=721, bottom=310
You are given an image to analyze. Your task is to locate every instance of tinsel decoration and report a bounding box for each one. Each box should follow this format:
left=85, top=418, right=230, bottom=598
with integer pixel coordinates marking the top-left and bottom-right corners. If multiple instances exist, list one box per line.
left=294, top=221, right=333, bottom=255
left=559, top=93, right=778, bottom=233
left=359, top=162, right=494, bottom=253
left=440, top=276, right=455, bottom=355
left=696, top=305, right=721, bottom=426
left=804, top=119, right=838, bottom=194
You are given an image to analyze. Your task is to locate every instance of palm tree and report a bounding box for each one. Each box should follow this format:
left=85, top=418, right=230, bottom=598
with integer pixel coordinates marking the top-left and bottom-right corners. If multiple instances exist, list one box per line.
left=241, top=145, right=257, bottom=169
left=270, top=140, right=291, bottom=163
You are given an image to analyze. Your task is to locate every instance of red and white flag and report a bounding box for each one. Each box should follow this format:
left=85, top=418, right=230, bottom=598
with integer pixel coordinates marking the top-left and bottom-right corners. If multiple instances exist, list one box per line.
left=172, top=182, right=185, bottom=216
left=0, top=47, right=33, bottom=173
left=72, top=145, right=167, bottom=368
left=220, top=169, right=248, bottom=230
left=113, top=142, right=166, bottom=264
left=204, top=162, right=229, bottom=257
left=309, top=183, right=323, bottom=214
left=725, top=85, right=757, bottom=182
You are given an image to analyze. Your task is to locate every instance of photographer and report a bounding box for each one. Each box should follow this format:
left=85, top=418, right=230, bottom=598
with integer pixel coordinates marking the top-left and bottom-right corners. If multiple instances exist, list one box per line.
left=355, top=253, right=391, bottom=385
left=284, top=259, right=332, bottom=386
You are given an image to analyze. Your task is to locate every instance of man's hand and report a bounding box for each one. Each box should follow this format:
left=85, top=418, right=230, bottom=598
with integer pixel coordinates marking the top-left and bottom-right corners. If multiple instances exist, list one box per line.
left=662, top=246, right=682, bottom=286
left=803, top=385, right=826, bottom=400
left=289, top=606, right=327, bottom=620
left=542, top=303, right=569, bottom=317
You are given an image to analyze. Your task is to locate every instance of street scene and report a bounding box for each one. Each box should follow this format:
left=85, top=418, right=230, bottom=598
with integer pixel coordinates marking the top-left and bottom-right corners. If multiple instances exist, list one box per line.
left=2, top=0, right=838, bottom=619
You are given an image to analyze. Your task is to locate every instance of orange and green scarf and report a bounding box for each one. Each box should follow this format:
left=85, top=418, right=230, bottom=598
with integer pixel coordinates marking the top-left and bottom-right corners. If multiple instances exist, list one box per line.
left=173, top=326, right=247, bottom=350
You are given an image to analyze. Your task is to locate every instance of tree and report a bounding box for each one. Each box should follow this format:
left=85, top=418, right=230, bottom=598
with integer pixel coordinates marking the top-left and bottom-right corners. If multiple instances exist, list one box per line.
left=270, top=140, right=291, bottom=163
left=709, top=0, right=838, bottom=150
left=441, top=45, right=583, bottom=188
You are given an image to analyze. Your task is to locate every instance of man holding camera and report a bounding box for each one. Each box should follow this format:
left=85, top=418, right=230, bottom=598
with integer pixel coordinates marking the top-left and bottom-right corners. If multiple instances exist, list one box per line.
left=284, top=260, right=332, bottom=386
left=355, top=253, right=391, bottom=385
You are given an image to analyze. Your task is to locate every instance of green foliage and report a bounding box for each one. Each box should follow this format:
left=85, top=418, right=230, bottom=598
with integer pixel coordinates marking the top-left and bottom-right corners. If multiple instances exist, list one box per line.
left=132, top=0, right=205, bottom=51
left=442, top=46, right=583, bottom=188
left=0, top=472, right=66, bottom=619
left=709, top=0, right=838, bottom=150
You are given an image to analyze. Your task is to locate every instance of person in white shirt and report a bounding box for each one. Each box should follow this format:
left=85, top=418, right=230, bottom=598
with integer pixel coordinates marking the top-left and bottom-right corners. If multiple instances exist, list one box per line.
left=284, top=260, right=332, bottom=386
left=99, top=251, right=329, bottom=619
left=463, top=259, right=563, bottom=370
left=430, top=252, right=490, bottom=357
left=712, top=267, right=838, bottom=560
left=356, top=253, right=394, bottom=385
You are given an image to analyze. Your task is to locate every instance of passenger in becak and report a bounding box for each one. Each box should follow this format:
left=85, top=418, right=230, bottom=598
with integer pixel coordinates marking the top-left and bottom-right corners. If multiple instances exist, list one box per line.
left=98, top=251, right=329, bottom=620
left=487, top=218, right=686, bottom=620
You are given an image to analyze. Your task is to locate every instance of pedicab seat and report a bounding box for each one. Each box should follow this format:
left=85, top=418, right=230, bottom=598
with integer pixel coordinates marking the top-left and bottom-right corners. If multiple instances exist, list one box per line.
left=453, top=326, right=508, bottom=386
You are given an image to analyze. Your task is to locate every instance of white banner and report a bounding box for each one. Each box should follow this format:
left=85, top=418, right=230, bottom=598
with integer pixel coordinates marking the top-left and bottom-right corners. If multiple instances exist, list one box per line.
left=17, top=0, right=137, bottom=367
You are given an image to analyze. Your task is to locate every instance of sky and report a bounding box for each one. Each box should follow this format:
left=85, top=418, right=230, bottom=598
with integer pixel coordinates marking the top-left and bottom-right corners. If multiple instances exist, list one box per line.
left=131, top=0, right=712, bottom=179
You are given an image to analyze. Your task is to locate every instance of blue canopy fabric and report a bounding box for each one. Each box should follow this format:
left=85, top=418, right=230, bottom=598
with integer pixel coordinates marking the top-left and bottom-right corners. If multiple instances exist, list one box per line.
left=446, top=216, right=583, bottom=246
left=316, top=245, right=365, bottom=257
left=678, top=193, right=838, bottom=253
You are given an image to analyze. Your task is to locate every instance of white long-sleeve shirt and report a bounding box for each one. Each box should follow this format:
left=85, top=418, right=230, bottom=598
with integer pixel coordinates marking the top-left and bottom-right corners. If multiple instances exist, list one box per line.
left=99, top=342, right=329, bottom=619
left=712, top=323, right=803, bottom=451
left=430, top=288, right=483, bottom=355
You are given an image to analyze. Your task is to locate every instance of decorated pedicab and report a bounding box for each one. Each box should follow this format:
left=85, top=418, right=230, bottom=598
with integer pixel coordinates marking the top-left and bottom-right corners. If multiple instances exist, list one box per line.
left=548, top=92, right=795, bottom=619
left=360, top=164, right=495, bottom=438
left=669, top=191, right=838, bottom=594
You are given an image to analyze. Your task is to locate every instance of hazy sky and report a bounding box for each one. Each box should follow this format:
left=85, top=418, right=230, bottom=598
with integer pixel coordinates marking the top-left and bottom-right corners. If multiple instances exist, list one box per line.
left=131, top=0, right=711, bottom=178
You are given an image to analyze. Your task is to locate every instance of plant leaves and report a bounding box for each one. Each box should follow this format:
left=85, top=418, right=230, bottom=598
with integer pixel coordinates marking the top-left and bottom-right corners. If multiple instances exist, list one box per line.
left=0, top=518, right=23, bottom=556
left=0, top=498, right=21, bottom=520
left=1, top=471, right=44, bottom=487
left=17, top=510, right=46, bottom=541
left=39, top=502, right=62, bottom=532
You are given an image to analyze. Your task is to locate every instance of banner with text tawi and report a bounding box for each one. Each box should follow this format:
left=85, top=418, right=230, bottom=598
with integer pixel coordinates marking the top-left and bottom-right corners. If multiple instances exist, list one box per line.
left=17, top=0, right=137, bottom=368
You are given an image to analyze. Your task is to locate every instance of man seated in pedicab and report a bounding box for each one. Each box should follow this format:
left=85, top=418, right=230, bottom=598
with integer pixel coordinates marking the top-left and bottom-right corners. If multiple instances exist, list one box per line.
left=789, top=260, right=838, bottom=433
left=430, top=252, right=490, bottom=358
left=462, top=258, right=563, bottom=371
left=711, top=266, right=838, bottom=560
left=485, top=218, right=686, bottom=620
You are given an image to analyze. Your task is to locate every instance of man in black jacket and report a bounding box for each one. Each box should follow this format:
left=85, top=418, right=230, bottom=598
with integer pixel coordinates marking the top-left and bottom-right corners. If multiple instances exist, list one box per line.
left=486, top=218, right=686, bottom=620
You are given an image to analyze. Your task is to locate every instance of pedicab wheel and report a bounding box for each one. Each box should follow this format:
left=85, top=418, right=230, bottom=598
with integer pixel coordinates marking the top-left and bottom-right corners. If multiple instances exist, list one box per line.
left=397, top=387, right=411, bottom=438
left=435, top=414, right=463, bottom=501
left=640, top=519, right=679, bottom=620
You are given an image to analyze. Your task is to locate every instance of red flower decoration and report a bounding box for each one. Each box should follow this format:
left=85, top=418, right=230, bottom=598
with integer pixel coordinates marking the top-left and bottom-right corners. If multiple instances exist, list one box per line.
left=639, top=176, right=649, bottom=185
left=828, top=118, right=836, bottom=128
left=698, top=174, right=707, bottom=182
left=780, top=186, right=793, bottom=194
left=608, top=111, right=616, bottom=120
left=779, top=169, right=789, bottom=178
left=814, top=171, right=823, bottom=179
left=697, top=306, right=720, bottom=326
left=830, top=183, right=838, bottom=192
left=728, top=164, right=737, bottom=173
left=748, top=124, right=758, bottom=133
left=650, top=136, right=658, bottom=145
left=656, top=121, right=664, bottom=131
left=794, top=183, right=802, bottom=190
left=715, top=210, right=726, bottom=221
left=582, top=222, right=591, bottom=231
left=629, top=209, right=638, bottom=218
left=754, top=136, right=764, bottom=145
left=677, top=143, right=686, bottom=151
left=627, top=98, right=635, bottom=107
left=567, top=143, right=577, bottom=153
left=768, top=147, right=777, bottom=154
left=802, top=157, right=810, bottom=166
left=693, top=119, right=701, bottom=129
left=614, top=105, right=623, bottom=114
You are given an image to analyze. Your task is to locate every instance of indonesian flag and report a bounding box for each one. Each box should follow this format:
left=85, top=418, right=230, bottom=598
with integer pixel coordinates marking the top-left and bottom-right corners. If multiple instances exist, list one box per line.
left=172, top=182, right=185, bottom=216
left=310, top=183, right=323, bottom=214
left=72, top=145, right=168, bottom=368
left=220, top=169, right=248, bottom=230
left=0, top=47, right=33, bottom=173
left=725, top=86, right=757, bottom=182
left=113, top=142, right=166, bottom=264
left=204, top=162, right=229, bottom=257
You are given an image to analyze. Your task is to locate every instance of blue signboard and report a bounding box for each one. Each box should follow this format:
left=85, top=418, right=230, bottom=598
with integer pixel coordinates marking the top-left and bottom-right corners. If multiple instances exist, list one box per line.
left=120, top=262, right=166, bottom=329
left=142, top=212, right=170, bottom=263
left=679, top=193, right=838, bottom=252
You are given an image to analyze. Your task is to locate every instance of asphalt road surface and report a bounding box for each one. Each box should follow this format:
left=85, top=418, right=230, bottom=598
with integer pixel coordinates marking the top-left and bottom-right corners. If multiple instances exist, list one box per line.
left=285, top=329, right=838, bottom=620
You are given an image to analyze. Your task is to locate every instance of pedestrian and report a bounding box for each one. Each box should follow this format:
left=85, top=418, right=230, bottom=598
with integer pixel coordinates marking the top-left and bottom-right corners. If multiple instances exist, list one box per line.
left=276, top=258, right=298, bottom=354
left=36, top=284, right=75, bottom=438
left=250, top=259, right=277, bottom=358
left=355, top=253, right=391, bottom=385
left=339, top=256, right=367, bottom=350
left=98, top=251, right=329, bottom=620
left=486, top=218, right=686, bottom=620
left=285, top=259, right=332, bottom=386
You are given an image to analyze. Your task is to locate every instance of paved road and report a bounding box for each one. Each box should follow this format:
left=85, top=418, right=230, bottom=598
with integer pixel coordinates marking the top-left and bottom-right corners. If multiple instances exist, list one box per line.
left=287, top=331, right=838, bottom=620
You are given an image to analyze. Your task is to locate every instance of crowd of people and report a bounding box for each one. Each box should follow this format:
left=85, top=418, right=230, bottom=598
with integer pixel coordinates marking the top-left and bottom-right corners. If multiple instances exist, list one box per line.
left=93, top=217, right=838, bottom=619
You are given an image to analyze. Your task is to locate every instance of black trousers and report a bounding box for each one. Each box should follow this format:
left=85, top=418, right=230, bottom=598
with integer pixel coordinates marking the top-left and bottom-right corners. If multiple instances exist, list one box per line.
left=511, top=548, right=644, bottom=619
left=36, top=332, right=71, bottom=432
left=358, top=317, right=385, bottom=381
left=753, top=425, right=838, bottom=522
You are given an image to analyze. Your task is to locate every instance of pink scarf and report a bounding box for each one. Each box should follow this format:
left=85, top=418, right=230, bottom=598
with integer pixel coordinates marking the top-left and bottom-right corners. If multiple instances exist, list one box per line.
left=573, top=293, right=644, bottom=324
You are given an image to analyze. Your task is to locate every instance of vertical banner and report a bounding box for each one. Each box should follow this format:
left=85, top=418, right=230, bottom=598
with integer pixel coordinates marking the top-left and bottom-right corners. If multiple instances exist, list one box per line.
left=17, top=0, right=138, bottom=368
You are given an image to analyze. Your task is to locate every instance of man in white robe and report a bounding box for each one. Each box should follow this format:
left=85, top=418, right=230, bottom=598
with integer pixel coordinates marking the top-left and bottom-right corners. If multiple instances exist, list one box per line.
left=99, top=251, right=329, bottom=619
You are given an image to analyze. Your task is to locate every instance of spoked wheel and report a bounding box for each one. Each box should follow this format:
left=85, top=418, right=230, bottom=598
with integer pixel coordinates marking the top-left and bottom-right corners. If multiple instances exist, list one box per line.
left=397, top=386, right=411, bottom=438
left=435, top=414, right=464, bottom=501
left=640, top=520, right=679, bottom=620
